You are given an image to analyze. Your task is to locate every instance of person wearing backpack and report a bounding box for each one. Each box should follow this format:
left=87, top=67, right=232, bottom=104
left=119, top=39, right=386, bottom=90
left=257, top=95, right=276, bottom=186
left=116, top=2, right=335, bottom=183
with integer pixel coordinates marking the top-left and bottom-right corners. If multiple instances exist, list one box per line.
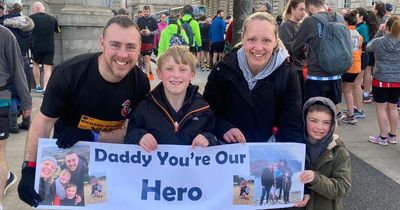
left=157, top=15, right=189, bottom=57
left=292, top=0, right=350, bottom=119
left=209, top=9, right=226, bottom=66
left=178, top=5, right=202, bottom=54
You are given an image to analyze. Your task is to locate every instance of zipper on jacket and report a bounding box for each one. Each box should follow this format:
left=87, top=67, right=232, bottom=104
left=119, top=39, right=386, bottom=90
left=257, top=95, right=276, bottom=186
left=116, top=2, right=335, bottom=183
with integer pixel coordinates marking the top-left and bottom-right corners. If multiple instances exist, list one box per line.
left=150, top=94, right=210, bottom=133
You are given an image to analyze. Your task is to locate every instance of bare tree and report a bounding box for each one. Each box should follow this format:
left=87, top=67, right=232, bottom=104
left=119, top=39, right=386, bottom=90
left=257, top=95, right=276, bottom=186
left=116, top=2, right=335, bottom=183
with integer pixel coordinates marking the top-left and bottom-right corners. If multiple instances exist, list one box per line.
left=232, top=0, right=254, bottom=46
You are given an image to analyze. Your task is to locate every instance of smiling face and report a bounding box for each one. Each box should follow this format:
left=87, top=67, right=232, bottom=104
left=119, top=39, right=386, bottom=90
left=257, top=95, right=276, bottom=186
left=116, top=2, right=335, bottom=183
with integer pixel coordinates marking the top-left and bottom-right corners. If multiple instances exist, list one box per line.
left=66, top=185, right=77, bottom=199
left=99, top=23, right=141, bottom=83
left=157, top=56, right=194, bottom=99
left=242, top=19, right=277, bottom=74
left=65, top=153, right=79, bottom=172
left=60, top=170, right=71, bottom=184
left=306, top=111, right=332, bottom=142
left=40, top=160, right=56, bottom=180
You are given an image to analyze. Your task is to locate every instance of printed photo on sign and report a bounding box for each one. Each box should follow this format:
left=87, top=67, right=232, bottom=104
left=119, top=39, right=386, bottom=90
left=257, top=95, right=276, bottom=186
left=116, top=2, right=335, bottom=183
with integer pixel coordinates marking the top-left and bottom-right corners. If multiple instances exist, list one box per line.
left=249, top=143, right=305, bottom=209
left=37, top=144, right=90, bottom=207
left=85, top=172, right=107, bottom=205
left=232, top=175, right=254, bottom=205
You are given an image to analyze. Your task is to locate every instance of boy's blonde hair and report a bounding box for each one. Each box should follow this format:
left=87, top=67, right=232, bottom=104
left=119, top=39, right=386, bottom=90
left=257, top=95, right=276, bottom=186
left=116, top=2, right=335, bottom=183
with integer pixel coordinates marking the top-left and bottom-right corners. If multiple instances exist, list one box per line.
left=157, top=46, right=196, bottom=72
left=59, top=169, right=71, bottom=177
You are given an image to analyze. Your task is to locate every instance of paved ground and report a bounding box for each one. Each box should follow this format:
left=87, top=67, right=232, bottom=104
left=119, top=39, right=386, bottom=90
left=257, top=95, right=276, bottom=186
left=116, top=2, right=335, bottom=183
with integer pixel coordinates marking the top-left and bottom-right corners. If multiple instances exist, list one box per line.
left=3, top=69, right=400, bottom=209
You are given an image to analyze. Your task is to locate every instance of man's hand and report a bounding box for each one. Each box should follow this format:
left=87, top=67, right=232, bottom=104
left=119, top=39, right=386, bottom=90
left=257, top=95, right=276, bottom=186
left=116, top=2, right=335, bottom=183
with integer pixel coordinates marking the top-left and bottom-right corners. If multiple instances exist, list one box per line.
left=191, top=134, right=209, bottom=148
left=18, top=167, right=43, bottom=207
left=223, top=128, right=246, bottom=143
left=139, top=133, right=158, bottom=152
left=56, top=127, right=93, bottom=149
left=98, top=120, right=128, bottom=144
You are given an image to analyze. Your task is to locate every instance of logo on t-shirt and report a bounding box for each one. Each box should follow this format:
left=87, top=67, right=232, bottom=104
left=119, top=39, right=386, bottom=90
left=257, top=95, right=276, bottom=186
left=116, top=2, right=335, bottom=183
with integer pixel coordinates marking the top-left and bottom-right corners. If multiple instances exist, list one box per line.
left=121, top=100, right=131, bottom=117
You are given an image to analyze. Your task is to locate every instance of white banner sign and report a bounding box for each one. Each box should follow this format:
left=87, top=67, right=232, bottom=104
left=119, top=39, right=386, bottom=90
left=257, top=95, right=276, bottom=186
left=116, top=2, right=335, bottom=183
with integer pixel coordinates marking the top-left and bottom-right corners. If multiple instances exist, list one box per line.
left=35, top=139, right=305, bottom=210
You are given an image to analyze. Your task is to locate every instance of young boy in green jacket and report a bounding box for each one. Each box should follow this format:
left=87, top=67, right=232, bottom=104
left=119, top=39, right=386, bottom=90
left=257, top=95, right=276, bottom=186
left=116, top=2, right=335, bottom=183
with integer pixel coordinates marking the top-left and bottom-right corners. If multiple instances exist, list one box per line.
left=299, top=97, right=351, bottom=210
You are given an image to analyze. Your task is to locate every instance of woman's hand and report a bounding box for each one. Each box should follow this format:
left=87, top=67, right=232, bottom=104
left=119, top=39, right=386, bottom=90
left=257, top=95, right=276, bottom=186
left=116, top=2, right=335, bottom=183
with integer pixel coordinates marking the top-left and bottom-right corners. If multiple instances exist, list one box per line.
left=294, top=194, right=310, bottom=207
left=139, top=133, right=158, bottom=152
left=192, top=134, right=209, bottom=148
left=223, top=128, right=246, bottom=143
left=299, top=170, right=315, bottom=184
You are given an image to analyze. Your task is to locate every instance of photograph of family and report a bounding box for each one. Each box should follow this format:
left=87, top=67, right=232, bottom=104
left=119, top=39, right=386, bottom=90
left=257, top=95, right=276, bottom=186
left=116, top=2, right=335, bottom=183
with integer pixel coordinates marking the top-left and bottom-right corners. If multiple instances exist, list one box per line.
left=38, top=145, right=90, bottom=207
left=248, top=144, right=305, bottom=209
left=85, top=172, right=107, bottom=205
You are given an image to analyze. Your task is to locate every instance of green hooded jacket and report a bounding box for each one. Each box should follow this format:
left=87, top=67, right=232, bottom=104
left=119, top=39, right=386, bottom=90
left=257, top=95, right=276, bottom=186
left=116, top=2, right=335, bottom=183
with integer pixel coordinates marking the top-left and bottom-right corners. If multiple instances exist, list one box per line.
left=178, top=14, right=202, bottom=48
left=303, top=97, right=352, bottom=210
left=157, top=24, right=189, bottom=57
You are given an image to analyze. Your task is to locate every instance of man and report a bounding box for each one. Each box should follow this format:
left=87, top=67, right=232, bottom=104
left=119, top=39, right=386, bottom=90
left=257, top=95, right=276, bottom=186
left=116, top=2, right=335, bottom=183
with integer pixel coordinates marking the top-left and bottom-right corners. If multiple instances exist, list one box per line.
left=136, top=5, right=158, bottom=80
left=179, top=5, right=202, bottom=54
left=292, top=0, right=345, bottom=115
left=2, top=2, right=34, bottom=132
left=0, top=24, right=32, bottom=210
left=210, top=9, right=226, bottom=65
left=17, top=15, right=150, bottom=207
left=63, top=152, right=88, bottom=205
left=30, top=1, right=60, bottom=95
left=255, top=0, right=273, bottom=13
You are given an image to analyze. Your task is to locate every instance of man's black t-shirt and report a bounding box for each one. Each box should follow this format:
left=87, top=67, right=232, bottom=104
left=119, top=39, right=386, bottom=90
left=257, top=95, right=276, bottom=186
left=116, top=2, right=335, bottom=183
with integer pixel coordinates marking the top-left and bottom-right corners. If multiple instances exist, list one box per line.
left=136, top=16, right=158, bottom=44
left=40, top=53, right=150, bottom=135
left=199, top=22, right=210, bottom=41
left=30, top=12, right=60, bottom=52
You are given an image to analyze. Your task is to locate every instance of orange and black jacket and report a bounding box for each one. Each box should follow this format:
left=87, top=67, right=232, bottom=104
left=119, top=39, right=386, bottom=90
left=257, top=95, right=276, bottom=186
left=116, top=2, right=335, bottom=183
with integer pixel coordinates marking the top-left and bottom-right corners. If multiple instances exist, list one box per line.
left=124, top=83, right=218, bottom=146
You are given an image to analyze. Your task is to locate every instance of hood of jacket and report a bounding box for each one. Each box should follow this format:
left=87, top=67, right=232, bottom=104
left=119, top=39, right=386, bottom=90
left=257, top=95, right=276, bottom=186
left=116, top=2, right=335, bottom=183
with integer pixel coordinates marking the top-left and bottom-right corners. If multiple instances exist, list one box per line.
left=3, top=14, right=34, bottom=32
left=237, top=45, right=289, bottom=90
left=303, top=97, right=337, bottom=166
left=379, top=34, right=400, bottom=53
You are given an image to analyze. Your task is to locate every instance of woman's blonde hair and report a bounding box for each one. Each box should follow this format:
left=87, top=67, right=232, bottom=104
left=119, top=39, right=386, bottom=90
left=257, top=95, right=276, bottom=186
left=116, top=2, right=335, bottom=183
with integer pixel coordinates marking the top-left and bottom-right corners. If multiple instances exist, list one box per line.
left=59, top=169, right=71, bottom=177
left=157, top=46, right=196, bottom=72
left=237, top=12, right=284, bottom=49
left=386, top=15, right=400, bottom=38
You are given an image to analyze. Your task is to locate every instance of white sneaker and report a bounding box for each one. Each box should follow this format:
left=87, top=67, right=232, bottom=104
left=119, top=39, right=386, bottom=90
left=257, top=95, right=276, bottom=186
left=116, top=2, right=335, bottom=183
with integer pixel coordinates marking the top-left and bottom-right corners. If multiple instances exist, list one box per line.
left=368, top=135, right=388, bottom=146
left=387, top=135, right=397, bottom=144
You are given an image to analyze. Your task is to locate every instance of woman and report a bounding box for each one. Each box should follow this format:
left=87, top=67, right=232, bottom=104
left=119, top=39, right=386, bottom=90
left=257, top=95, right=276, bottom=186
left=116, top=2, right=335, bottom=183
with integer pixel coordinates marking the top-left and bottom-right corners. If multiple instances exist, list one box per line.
left=367, top=16, right=400, bottom=146
left=352, top=8, right=374, bottom=117
left=153, top=13, right=168, bottom=56
left=204, top=13, right=302, bottom=145
left=39, top=156, right=58, bottom=205
left=278, top=0, right=306, bottom=101
left=278, top=0, right=306, bottom=54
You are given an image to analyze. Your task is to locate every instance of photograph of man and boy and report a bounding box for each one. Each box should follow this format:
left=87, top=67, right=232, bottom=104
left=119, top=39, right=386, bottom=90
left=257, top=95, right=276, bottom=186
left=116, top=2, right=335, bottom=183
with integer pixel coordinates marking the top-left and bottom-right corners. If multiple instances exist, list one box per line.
left=85, top=172, right=107, bottom=205
left=38, top=145, right=90, bottom=207
left=249, top=144, right=305, bottom=208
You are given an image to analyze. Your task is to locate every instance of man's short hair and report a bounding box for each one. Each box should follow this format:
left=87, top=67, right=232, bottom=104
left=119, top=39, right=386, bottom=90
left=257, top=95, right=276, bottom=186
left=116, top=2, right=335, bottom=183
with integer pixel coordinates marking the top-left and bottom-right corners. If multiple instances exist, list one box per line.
left=183, top=5, right=193, bottom=14
left=216, top=9, right=224, bottom=15
left=102, top=15, right=140, bottom=37
left=305, top=0, right=325, bottom=9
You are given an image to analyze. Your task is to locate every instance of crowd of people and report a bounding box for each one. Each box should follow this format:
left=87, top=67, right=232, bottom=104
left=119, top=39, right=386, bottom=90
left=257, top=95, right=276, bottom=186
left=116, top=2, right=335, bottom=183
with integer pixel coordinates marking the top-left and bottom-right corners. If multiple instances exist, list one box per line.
left=0, top=0, right=399, bottom=210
